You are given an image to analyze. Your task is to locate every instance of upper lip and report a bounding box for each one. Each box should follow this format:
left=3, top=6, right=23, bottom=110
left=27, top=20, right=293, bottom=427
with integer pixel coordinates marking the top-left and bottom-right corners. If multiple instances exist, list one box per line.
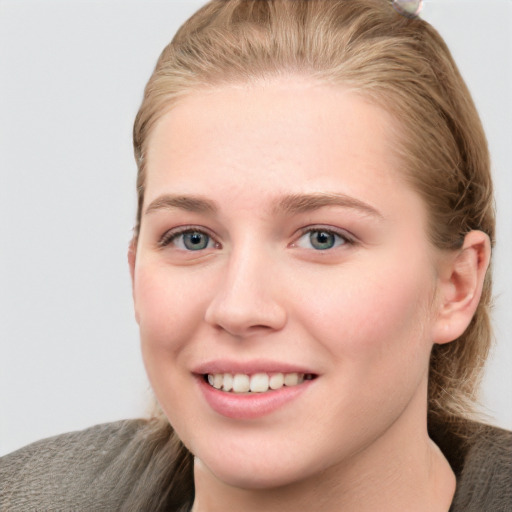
left=192, top=359, right=317, bottom=376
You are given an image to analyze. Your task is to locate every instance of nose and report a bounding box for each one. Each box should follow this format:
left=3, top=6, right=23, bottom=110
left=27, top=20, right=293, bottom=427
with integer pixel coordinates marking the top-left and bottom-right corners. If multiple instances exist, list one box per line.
left=204, top=246, right=287, bottom=338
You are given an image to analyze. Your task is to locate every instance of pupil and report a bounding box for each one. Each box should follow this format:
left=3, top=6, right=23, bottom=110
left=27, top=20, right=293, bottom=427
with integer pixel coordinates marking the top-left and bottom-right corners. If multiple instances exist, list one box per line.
left=184, top=232, right=208, bottom=250
left=311, top=231, right=335, bottom=250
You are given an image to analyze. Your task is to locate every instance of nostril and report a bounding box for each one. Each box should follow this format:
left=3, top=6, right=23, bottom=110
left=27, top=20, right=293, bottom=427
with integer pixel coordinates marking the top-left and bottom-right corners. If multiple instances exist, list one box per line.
left=249, top=324, right=274, bottom=332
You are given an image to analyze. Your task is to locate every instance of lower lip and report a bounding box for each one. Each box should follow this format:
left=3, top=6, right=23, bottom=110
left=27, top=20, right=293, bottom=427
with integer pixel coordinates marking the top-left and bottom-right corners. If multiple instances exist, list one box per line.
left=197, top=375, right=315, bottom=420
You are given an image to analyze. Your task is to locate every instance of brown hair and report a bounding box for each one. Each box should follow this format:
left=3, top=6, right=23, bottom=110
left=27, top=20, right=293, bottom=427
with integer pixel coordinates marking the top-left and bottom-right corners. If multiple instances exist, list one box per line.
left=132, top=0, right=495, bottom=499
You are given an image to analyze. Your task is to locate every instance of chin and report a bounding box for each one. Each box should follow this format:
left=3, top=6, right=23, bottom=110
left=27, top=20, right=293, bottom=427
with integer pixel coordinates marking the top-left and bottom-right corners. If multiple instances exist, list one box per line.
left=191, top=435, right=332, bottom=491
left=201, top=457, right=309, bottom=490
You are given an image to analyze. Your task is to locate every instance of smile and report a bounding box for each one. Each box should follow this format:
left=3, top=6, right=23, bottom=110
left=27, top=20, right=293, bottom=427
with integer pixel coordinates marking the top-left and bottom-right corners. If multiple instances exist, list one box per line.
left=205, top=372, right=317, bottom=393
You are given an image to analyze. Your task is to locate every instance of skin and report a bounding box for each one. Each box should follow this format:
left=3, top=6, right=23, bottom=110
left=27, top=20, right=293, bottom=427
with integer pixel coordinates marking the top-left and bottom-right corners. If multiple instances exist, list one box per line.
left=129, top=77, right=490, bottom=511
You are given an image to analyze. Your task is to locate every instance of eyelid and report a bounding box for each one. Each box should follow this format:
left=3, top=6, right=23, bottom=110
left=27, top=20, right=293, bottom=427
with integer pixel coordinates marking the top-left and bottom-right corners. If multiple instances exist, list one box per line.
left=158, top=225, right=220, bottom=249
left=156, top=224, right=357, bottom=250
left=292, top=225, right=358, bottom=247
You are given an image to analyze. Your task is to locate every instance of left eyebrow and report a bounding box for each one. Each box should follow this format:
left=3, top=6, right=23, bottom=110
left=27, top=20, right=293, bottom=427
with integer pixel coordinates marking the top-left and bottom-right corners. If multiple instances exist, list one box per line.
left=274, top=192, right=384, bottom=219
left=144, top=194, right=218, bottom=215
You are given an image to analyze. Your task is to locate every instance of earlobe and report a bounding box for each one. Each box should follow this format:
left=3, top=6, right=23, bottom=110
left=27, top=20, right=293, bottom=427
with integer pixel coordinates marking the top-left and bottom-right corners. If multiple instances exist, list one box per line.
left=432, top=230, right=491, bottom=345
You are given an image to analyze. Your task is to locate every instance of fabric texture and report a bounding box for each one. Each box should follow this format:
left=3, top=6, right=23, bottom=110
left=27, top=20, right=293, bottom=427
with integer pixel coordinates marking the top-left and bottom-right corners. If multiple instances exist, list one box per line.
left=1, top=419, right=511, bottom=511
left=448, top=424, right=512, bottom=511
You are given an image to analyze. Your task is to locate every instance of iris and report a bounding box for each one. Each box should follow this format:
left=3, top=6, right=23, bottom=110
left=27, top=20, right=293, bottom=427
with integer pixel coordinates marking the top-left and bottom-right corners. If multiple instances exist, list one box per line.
left=183, top=231, right=210, bottom=250
left=309, top=230, right=337, bottom=250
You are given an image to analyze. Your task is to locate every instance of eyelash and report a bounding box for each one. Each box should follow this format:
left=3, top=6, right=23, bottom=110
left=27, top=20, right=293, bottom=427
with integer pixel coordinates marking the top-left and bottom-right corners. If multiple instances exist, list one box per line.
left=293, top=226, right=356, bottom=251
left=157, top=225, right=357, bottom=251
left=158, top=226, right=219, bottom=250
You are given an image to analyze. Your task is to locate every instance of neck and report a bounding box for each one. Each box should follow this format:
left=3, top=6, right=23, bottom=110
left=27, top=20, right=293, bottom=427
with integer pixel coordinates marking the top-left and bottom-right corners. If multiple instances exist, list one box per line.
left=191, top=388, right=456, bottom=512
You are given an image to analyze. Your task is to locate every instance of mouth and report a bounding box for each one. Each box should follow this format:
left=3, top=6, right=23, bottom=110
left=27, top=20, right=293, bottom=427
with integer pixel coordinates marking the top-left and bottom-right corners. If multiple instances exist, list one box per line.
left=203, top=372, right=317, bottom=394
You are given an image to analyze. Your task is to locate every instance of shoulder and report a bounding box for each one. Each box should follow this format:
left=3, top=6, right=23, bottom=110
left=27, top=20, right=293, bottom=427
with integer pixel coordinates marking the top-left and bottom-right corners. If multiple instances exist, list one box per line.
left=451, top=423, right=512, bottom=512
left=0, top=419, right=154, bottom=511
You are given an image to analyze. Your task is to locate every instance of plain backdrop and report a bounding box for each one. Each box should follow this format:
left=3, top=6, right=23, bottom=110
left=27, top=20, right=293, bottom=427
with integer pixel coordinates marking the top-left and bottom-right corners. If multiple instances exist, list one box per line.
left=1, top=0, right=511, bottom=456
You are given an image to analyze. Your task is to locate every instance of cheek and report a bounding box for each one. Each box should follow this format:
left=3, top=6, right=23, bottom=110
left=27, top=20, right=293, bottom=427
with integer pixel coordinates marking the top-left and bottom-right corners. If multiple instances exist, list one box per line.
left=134, top=264, right=207, bottom=355
left=134, top=264, right=208, bottom=431
left=292, top=262, right=436, bottom=439
left=295, top=256, right=436, bottom=364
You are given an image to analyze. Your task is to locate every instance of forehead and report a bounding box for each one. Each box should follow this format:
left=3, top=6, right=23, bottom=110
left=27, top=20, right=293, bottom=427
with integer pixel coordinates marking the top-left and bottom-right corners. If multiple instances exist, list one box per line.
left=143, top=77, right=421, bottom=223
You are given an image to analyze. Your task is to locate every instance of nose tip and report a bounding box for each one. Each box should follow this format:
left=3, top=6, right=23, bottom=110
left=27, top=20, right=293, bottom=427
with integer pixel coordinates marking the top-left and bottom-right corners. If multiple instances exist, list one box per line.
left=204, top=272, right=287, bottom=338
left=205, top=302, right=285, bottom=337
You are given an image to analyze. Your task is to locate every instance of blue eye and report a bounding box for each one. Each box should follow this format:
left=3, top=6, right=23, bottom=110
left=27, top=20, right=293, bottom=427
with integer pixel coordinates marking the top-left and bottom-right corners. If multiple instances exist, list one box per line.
left=310, top=231, right=337, bottom=250
left=160, top=229, right=216, bottom=251
left=182, top=231, right=211, bottom=250
left=296, top=229, right=350, bottom=250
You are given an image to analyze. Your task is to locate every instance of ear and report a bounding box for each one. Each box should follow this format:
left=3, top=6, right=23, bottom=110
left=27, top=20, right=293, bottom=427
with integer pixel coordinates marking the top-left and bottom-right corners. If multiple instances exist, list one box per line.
left=128, top=238, right=139, bottom=323
left=432, top=230, right=491, bottom=345
left=128, top=238, right=137, bottom=284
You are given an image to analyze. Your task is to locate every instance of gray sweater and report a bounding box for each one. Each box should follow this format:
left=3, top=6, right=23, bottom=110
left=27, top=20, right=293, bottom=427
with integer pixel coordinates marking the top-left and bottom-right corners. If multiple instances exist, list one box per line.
left=1, top=419, right=511, bottom=511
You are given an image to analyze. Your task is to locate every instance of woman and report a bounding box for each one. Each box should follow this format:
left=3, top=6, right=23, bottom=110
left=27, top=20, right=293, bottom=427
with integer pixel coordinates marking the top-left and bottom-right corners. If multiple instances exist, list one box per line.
left=1, top=1, right=510, bottom=510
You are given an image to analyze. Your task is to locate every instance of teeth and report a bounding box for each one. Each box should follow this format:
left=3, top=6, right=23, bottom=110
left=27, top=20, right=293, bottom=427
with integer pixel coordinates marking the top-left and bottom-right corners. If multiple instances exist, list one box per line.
left=269, top=373, right=284, bottom=389
left=233, top=374, right=250, bottom=393
left=222, top=373, right=233, bottom=391
left=213, top=374, right=223, bottom=389
left=284, top=373, right=299, bottom=386
left=206, top=372, right=310, bottom=393
left=250, top=373, right=269, bottom=392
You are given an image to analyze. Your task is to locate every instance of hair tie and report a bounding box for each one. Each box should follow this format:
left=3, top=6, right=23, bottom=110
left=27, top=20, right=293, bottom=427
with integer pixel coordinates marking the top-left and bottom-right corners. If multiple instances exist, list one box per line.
left=391, top=0, right=423, bottom=18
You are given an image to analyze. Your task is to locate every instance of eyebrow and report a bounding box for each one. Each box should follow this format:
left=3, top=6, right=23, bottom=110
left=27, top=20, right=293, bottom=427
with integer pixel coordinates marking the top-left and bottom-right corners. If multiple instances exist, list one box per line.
left=275, top=193, right=384, bottom=219
left=144, top=192, right=383, bottom=219
left=145, top=194, right=218, bottom=215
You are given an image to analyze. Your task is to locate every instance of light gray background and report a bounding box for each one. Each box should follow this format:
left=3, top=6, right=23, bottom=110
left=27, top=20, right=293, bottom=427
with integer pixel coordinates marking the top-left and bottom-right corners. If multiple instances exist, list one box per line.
left=1, top=0, right=511, bottom=456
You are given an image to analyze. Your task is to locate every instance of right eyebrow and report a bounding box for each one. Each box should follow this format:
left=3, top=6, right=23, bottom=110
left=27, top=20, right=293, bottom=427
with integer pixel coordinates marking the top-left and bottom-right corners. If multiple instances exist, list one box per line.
left=274, top=192, right=384, bottom=219
left=144, top=194, right=218, bottom=215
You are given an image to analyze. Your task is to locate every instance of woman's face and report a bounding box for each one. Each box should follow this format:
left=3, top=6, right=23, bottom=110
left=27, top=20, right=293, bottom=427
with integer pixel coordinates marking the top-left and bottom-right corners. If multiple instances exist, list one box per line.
left=132, top=78, right=444, bottom=489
